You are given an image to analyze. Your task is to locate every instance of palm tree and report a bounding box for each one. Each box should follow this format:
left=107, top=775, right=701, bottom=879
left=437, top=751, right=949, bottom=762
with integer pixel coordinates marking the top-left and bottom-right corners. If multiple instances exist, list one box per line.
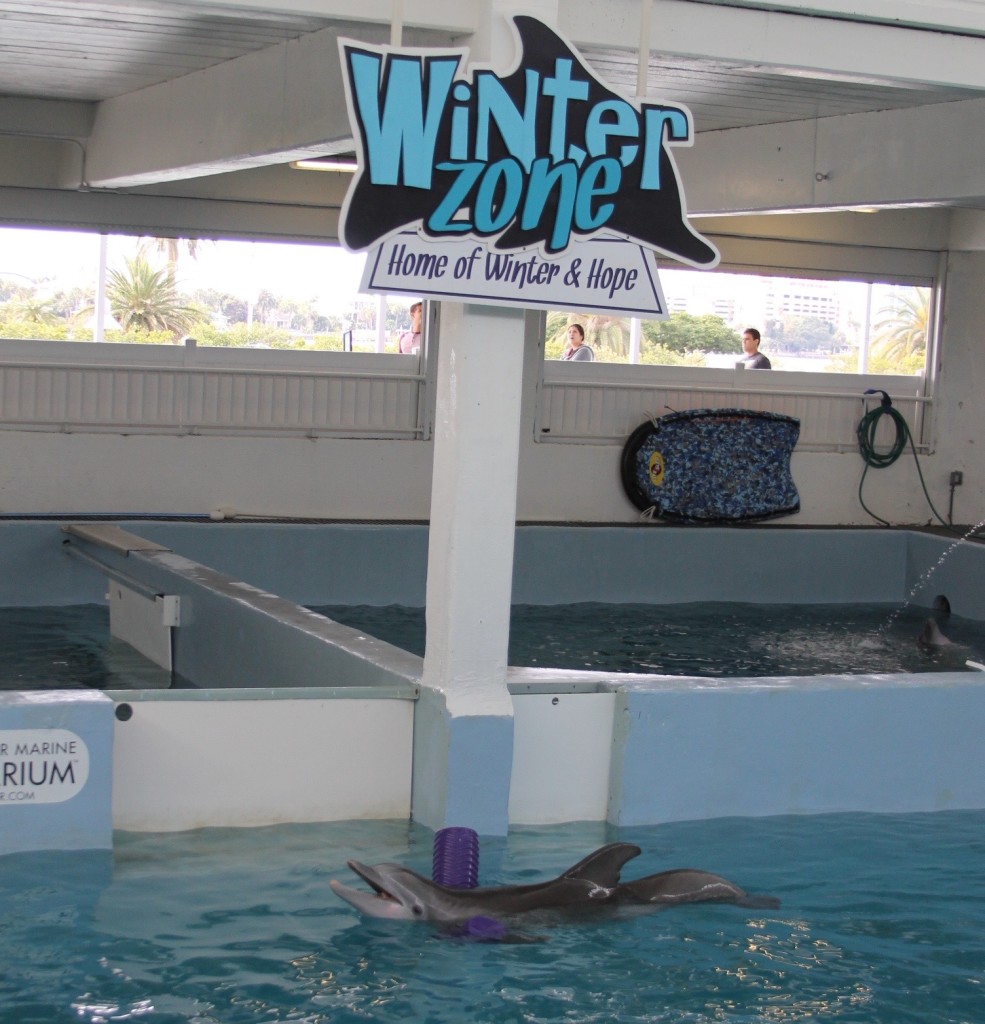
left=3, top=293, right=60, bottom=326
left=546, top=310, right=630, bottom=357
left=870, top=287, right=931, bottom=366
left=106, top=255, right=200, bottom=340
left=140, top=236, right=204, bottom=288
left=255, top=288, right=278, bottom=324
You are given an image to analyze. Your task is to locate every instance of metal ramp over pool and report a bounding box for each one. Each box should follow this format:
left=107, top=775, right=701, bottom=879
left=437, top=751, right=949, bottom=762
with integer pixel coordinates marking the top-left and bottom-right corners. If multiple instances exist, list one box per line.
left=64, top=523, right=178, bottom=671
left=62, top=523, right=172, bottom=556
left=62, top=523, right=422, bottom=693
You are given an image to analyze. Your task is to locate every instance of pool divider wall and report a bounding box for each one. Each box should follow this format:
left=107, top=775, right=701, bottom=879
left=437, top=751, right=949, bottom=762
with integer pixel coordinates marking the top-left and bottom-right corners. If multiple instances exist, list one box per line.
left=4, top=522, right=985, bottom=842
left=61, top=525, right=423, bottom=691
left=59, top=524, right=424, bottom=834
left=508, top=687, right=617, bottom=824
left=607, top=673, right=985, bottom=823
left=0, top=690, right=113, bottom=854
left=110, top=689, right=415, bottom=831
left=411, top=687, right=514, bottom=835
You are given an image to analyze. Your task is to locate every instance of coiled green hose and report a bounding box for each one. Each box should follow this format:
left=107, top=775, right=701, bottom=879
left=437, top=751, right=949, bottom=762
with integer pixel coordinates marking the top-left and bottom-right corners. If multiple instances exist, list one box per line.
left=856, top=392, right=910, bottom=468
left=856, top=389, right=947, bottom=526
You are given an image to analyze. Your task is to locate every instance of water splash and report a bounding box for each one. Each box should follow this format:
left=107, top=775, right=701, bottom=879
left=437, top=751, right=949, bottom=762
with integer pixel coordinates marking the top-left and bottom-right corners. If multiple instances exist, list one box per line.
left=881, top=520, right=985, bottom=634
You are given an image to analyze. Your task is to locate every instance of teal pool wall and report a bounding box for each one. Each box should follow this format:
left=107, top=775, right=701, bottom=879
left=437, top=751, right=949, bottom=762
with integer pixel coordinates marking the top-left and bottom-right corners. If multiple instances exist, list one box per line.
left=606, top=672, right=985, bottom=825
left=3, top=521, right=985, bottom=837
left=4, top=522, right=983, bottom=618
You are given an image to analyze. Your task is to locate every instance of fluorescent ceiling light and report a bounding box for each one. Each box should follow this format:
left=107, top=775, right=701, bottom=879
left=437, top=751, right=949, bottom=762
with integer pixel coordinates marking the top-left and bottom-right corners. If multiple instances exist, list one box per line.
left=291, top=157, right=358, bottom=173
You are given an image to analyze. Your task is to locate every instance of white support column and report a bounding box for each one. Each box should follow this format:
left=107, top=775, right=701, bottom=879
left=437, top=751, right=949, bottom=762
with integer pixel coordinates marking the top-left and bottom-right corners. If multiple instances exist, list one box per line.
left=410, top=0, right=558, bottom=836
left=423, top=303, right=524, bottom=720
left=629, top=317, right=642, bottom=364
left=413, top=303, right=526, bottom=834
left=94, top=234, right=109, bottom=344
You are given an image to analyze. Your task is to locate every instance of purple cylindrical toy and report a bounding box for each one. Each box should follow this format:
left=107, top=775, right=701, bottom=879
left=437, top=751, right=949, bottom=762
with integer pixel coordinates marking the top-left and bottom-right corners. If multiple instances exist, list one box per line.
left=432, top=826, right=480, bottom=889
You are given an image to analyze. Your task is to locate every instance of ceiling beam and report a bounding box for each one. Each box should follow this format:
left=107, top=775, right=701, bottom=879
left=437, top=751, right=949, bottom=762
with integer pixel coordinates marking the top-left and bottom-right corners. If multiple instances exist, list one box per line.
left=677, top=96, right=985, bottom=215
left=0, top=98, right=94, bottom=139
left=561, top=0, right=985, bottom=91
left=84, top=25, right=362, bottom=188
left=155, top=0, right=479, bottom=35
left=0, top=183, right=343, bottom=242
left=700, top=1, right=985, bottom=37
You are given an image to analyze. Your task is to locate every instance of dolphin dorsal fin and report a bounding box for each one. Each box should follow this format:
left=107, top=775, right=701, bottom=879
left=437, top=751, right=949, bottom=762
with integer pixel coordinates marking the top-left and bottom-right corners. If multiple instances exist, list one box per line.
left=561, top=843, right=642, bottom=887
left=920, top=618, right=952, bottom=647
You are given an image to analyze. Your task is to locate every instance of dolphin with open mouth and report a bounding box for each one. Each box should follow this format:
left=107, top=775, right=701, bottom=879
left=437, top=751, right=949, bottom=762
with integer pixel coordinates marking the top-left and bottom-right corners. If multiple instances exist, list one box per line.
left=330, top=842, right=779, bottom=938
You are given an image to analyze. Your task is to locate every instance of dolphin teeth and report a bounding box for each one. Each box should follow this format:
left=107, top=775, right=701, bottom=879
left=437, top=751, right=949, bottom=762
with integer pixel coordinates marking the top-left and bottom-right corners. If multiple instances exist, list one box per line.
left=347, top=860, right=390, bottom=896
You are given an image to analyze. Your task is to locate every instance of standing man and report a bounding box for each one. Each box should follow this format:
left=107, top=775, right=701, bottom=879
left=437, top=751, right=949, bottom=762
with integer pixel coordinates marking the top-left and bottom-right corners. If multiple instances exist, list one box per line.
left=736, top=327, right=771, bottom=369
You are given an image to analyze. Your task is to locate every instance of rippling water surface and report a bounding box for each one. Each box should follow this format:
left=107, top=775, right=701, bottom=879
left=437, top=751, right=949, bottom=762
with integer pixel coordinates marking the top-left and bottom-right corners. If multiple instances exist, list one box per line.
left=315, top=601, right=985, bottom=676
left=2, top=813, right=984, bottom=1023
left=4, top=601, right=983, bottom=691
left=0, top=604, right=171, bottom=691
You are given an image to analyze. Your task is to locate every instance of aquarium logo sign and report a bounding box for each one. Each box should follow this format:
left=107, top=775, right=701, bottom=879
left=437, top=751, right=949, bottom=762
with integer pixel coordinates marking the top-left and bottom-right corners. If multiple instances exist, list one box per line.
left=0, top=729, right=89, bottom=804
left=338, top=15, right=718, bottom=314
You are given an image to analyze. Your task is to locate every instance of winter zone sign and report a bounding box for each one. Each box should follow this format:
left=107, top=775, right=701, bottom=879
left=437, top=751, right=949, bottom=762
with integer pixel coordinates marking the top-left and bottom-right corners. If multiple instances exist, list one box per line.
left=338, top=16, right=718, bottom=314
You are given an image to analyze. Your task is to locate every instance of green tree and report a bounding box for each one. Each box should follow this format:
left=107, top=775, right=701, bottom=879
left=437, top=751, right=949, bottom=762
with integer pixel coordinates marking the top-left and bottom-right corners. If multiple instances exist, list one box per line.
left=106, top=255, right=202, bottom=340
left=546, top=310, right=630, bottom=358
left=870, top=287, right=930, bottom=369
left=141, top=236, right=205, bottom=288
left=0, top=317, right=71, bottom=341
left=192, top=322, right=303, bottom=349
left=641, top=312, right=741, bottom=355
left=0, top=280, right=23, bottom=302
left=780, top=316, right=840, bottom=352
left=51, top=285, right=94, bottom=320
left=2, top=293, right=60, bottom=326
left=255, top=288, right=278, bottom=324
left=640, top=344, right=707, bottom=367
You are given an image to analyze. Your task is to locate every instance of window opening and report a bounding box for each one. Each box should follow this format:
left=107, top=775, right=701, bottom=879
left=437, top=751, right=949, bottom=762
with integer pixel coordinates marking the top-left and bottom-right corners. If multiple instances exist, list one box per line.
left=0, top=226, right=421, bottom=354
left=546, top=267, right=933, bottom=376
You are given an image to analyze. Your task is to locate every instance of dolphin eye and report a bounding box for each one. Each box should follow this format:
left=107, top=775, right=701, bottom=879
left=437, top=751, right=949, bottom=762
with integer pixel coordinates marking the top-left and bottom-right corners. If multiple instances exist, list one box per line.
left=412, top=905, right=423, bottom=916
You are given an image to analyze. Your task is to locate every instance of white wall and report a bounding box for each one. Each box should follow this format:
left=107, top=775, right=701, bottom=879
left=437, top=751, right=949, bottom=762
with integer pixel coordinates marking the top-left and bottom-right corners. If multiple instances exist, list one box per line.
left=1, top=307, right=981, bottom=527
left=509, top=692, right=616, bottom=824
left=932, top=250, right=985, bottom=528
left=0, top=366, right=979, bottom=527
left=0, top=431, right=435, bottom=520
left=112, top=695, right=414, bottom=831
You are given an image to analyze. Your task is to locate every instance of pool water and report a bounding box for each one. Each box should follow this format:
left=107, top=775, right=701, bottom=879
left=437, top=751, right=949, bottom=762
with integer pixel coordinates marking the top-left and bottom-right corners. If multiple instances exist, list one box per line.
left=1, top=812, right=983, bottom=1024
left=4, top=601, right=984, bottom=692
left=0, top=604, right=171, bottom=691
left=315, top=601, right=985, bottom=676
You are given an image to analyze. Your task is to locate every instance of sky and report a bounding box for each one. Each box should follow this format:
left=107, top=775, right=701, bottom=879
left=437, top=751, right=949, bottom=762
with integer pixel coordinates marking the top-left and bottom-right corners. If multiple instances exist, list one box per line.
left=0, top=226, right=382, bottom=313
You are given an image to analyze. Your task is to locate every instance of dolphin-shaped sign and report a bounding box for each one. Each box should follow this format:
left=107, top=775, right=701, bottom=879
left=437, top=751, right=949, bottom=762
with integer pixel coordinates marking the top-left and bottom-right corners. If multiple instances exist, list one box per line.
left=340, top=16, right=718, bottom=267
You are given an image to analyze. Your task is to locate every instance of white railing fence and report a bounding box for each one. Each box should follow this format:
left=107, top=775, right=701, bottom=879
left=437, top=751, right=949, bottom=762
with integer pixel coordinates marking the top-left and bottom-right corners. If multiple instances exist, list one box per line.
left=0, top=339, right=424, bottom=438
left=0, top=338, right=928, bottom=451
left=538, top=363, right=929, bottom=451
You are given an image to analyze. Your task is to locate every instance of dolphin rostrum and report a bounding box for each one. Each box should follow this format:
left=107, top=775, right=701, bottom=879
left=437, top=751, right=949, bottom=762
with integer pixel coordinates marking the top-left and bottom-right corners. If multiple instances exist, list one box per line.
left=330, top=843, right=779, bottom=935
